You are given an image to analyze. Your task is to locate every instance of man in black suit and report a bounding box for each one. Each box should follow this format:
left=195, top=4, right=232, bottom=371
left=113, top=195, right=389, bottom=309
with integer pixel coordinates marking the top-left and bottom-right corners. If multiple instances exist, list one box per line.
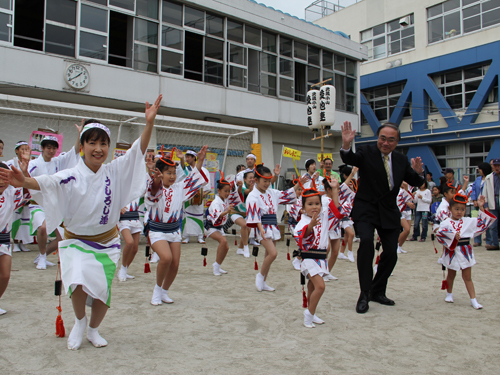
left=340, top=121, right=425, bottom=313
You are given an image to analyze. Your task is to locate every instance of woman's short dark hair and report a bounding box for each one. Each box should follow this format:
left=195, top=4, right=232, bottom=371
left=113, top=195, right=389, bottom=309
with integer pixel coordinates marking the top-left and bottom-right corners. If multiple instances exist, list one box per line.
left=81, top=119, right=111, bottom=145
left=376, top=122, right=401, bottom=141
left=305, top=159, right=316, bottom=171
left=478, top=162, right=492, bottom=176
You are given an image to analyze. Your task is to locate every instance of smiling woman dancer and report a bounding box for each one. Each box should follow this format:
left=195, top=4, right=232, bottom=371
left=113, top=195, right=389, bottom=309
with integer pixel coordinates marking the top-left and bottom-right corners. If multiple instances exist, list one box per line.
left=0, top=94, right=163, bottom=350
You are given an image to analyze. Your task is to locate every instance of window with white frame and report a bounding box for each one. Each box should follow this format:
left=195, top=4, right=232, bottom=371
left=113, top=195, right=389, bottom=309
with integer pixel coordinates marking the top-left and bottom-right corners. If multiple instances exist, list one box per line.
left=360, top=14, right=415, bottom=60
left=362, top=82, right=411, bottom=123
left=427, top=0, right=500, bottom=44
left=0, top=0, right=13, bottom=43
left=430, top=64, right=498, bottom=111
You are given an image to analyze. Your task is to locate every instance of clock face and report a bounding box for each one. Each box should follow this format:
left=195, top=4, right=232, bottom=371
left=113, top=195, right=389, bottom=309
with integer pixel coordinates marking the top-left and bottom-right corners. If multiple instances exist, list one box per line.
left=65, top=64, right=89, bottom=90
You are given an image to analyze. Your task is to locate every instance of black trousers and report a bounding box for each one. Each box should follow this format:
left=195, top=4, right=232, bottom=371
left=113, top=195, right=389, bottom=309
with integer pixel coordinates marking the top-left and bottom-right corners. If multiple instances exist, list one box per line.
left=356, top=221, right=400, bottom=295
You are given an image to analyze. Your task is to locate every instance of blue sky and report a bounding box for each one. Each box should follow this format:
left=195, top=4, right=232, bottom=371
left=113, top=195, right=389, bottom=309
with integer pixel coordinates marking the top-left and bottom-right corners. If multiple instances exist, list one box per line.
left=257, top=0, right=360, bottom=19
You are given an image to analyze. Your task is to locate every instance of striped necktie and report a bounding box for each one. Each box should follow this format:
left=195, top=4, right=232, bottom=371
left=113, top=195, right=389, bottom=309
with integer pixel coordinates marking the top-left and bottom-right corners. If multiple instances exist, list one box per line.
left=383, top=155, right=392, bottom=189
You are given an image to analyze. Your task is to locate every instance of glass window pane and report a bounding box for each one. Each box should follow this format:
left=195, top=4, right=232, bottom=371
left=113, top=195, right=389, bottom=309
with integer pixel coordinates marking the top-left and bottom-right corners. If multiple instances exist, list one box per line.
left=280, top=58, right=293, bottom=77
left=137, top=0, right=158, bottom=19
left=465, top=80, right=481, bottom=92
left=280, top=36, right=292, bottom=57
left=464, top=66, right=482, bottom=80
left=375, top=108, right=388, bottom=121
left=401, top=25, right=414, bottom=38
left=335, top=74, right=345, bottom=110
left=323, top=70, right=334, bottom=84
left=261, top=53, right=276, bottom=73
left=428, top=17, right=443, bottom=43
left=308, top=46, right=320, bottom=66
left=260, top=74, right=276, bottom=96
left=46, top=0, right=76, bottom=26
left=280, top=77, right=293, bottom=98
left=445, top=84, right=462, bottom=95
left=373, top=24, right=385, bottom=35
left=334, top=55, right=345, bottom=72
left=162, top=0, right=182, bottom=26
left=0, top=13, right=12, bottom=42
left=428, top=4, right=442, bottom=18
left=360, top=29, right=372, bottom=41
left=346, top=77, right=355, bottom=93
left=323, top=51, right=333, bottom=70
left=161, top=26, right=182, bottom=50
left=229, top=66, right=246, bottom=87
left=134, top=43, right=157, bottom=72
left=463, top=4, right=480, bottom=18
left=80, top=31, right=106, bottom=60
left=388, top=19, right=400, bottom=32
left=245, top=25, right=261, bottom=46
left=401, top=35, right=415, bottom=50
left=443, top=0, right=460, bottom=12
left=389, top=40, right=401, bottom=55
left=346, top=59, right=355, bottom=76
left=444, top=12, right=461, bottom=37
left=205, top=37, right=223, bottom=60
left=184, top=6, right=204, bottom=30
left=45, top=24, right=75, bottom=57
left=262, top=31, right=276, bottom=53
left=229, top=44, right=246, bottom=65
left=81, top=5, right=107, bottom=33
left=483, top=0, right=500, bottom=12
left=110, top=0, right=134, bottom=11
left=373, top=37, right=386, bottom=58
left=307, top=66, right=320, bottom=87
left=161, top=49, right=182, bottom=74
left=135, top=18, right=158, bottom=44
left=463, top=0, right=479, bottom=6
left=227, top=20, right=243, bottom=43
left=294, top=41, right=307, bottom=60
left=388, top=30, right=400, bottom=43
left=482, top=7, right=500, bottom=28
left=0, top=0, right=11, bottom=10
left=445, top=71, right=462, bottom=83
left=204, top=60, right=223, bottom=85
left=445, top=94, right=463, bottom=109
left=464, top=15, right=481, bottom=33
left=206, top=13, right=223, bottom=37
left=388, top=83, right=403, bottom=96
left=346, top=94, right=356, bottom=113
left=86, top=0, right=107, bottom=5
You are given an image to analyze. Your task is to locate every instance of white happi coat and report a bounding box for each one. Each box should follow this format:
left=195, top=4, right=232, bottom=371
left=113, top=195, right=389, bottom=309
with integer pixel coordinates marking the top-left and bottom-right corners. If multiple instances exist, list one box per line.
left=28, top=147, right=79, bottom=235
left=433, top=198, right=451, bottom=232
left=286, top=199, right=302, bottom=233
left=436, top=210, right=497, bottom=271
left=31, top=138, right=147, bottom=306
left=246, top=187, right=297, bottom=241
left=0, top=186, right=30, bottom=256
left=182, top=165, right=210, bottom=238
left=4, top=157, right=33, bottom=243
left=205, top=195, right=229, bottom=237
left=397, top=188, right=415, bottom=212
left=302, top=172, right=325, bottom=192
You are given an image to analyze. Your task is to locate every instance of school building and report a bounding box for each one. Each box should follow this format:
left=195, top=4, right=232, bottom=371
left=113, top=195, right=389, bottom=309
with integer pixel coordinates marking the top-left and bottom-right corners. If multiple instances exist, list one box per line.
left=314, top=0, right=500, bottom=181
left=0, top=0, right=366, bottom=183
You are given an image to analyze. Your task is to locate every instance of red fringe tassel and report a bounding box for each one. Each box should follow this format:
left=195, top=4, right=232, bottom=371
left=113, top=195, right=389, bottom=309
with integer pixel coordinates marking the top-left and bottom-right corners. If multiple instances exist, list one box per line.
left=144, top=262, right=151, bottom=273
left=55, top=306, right=65, bottom=338
left=254, top=259, right=258, bottom=270
left=203, top=257, right=207, bottom=267
left=287, top=252, right=291, bottom=261
left=441, top=280, right=449, bottom=290
left=302, top=287, right=308, bottom=308
left=375, top=255, right=380, bottom=265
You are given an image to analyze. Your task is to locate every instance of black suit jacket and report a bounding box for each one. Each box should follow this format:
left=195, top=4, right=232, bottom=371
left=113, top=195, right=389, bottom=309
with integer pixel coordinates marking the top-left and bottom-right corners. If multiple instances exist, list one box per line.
left=340, top=144, right=425, bottom=229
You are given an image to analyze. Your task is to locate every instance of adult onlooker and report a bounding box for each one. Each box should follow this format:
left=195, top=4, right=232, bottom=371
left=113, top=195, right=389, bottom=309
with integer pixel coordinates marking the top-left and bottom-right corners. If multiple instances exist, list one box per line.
left=444, top=168, right=458, bottom=187
left=426, top=172, right=436, bottom=191
left=483, top=158, right=500, bottom=250
left=318, top=157, right=341, bottom=182
left=409, top=181, right=432, bottom=242
left=471, top=162, right=492, bottom=246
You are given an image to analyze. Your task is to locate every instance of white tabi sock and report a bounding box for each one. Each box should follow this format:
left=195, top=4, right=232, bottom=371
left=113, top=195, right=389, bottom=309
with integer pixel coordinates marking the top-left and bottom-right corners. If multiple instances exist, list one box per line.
left=471, top=298, right=483, bottom=309
left=445, top=293, right=454, bottom=303
left=67, top=315, right=87, bottom=350
left=87, top=326, right=108, bottom=348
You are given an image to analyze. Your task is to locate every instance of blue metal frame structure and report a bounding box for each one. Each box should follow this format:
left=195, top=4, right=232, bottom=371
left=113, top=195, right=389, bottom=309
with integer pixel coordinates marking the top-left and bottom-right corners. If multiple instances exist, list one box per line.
left=357, top=41, right=500, bottom=178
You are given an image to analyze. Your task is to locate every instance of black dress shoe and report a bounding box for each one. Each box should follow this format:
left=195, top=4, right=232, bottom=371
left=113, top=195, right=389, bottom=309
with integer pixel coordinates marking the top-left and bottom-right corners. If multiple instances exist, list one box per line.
left=356, top=291, right=369, bottom=314
left=370, top=293, right=395, bottom=306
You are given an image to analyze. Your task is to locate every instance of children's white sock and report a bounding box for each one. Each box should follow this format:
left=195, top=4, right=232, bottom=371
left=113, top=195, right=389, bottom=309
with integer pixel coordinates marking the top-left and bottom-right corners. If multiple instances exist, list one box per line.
left=161, top=288, right=174, bottom=303
left=67, top=315, right=87, bottom=350
left=471, top=298, right=483, bottom=309
left=151, top=284, right=163, bottom=305
left=87, top=326, right=108, bottom=348
left=445, top=293, right=453, bottom=303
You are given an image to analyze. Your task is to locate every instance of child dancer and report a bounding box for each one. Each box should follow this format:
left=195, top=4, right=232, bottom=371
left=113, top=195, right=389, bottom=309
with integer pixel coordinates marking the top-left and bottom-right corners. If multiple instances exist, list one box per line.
left=28, top=132, right=81, bottom=270
left=146, top=146, right=208, bottom=305
left=205, top=172, right=234, bottom=275
left=294, top=178, right=351, bottom=327
left=436, top=193, right=496, bottom=309
left=0, top=95, right=163, bottom=349
left=246, top=164, right=305, bottom=292
left=396, top=182, right=415, bottom=254
left=0, top=163, right=31, bottom=315
left=5, top=141, right=33, bottom=252
left=286, top=180, right=303, bottom=271
left=337, top=166, right=358, bottom=262
left=116, top=197, right=143, bottom=281
left=229, top=178, right=250, bottom=257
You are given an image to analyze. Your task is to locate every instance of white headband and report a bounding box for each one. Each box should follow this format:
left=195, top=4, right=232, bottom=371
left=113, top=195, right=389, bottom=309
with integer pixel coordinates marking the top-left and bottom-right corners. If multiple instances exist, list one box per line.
left=186, top=150, right=197, bottom=157
left=246, top=153, right=257, bottom=160
left=80, top=123, right=111, bottom=140
left=15, top=141, right=29, bottom=150
left=305, top=158, right=314, bottom=168
left=41, top=135, right=59, bottom=146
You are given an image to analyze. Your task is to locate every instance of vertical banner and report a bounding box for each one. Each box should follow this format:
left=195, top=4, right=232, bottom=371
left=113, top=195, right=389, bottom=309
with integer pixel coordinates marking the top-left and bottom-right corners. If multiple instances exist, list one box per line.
left=319, top=85, right=336, bottom=127
left=29, top=131, right=64, bottom=157
left=251, top=143, right=262, bottom=165
left=307, top=90, right=321, bottom=129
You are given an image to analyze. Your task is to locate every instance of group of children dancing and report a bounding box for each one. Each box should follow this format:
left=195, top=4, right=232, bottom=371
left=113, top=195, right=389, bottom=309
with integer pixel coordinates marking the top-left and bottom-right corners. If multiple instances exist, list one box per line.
left=0, top=98, right=497, bottom=349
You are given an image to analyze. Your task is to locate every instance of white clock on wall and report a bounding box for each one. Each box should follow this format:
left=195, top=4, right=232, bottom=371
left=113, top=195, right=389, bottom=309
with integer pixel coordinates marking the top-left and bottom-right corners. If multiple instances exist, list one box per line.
left=65, top=64, right=90, bottom=90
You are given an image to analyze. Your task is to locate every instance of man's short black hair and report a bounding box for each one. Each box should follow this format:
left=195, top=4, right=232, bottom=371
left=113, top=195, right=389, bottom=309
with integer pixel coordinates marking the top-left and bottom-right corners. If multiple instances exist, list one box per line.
left=376, top=122, right=401, bottom=141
